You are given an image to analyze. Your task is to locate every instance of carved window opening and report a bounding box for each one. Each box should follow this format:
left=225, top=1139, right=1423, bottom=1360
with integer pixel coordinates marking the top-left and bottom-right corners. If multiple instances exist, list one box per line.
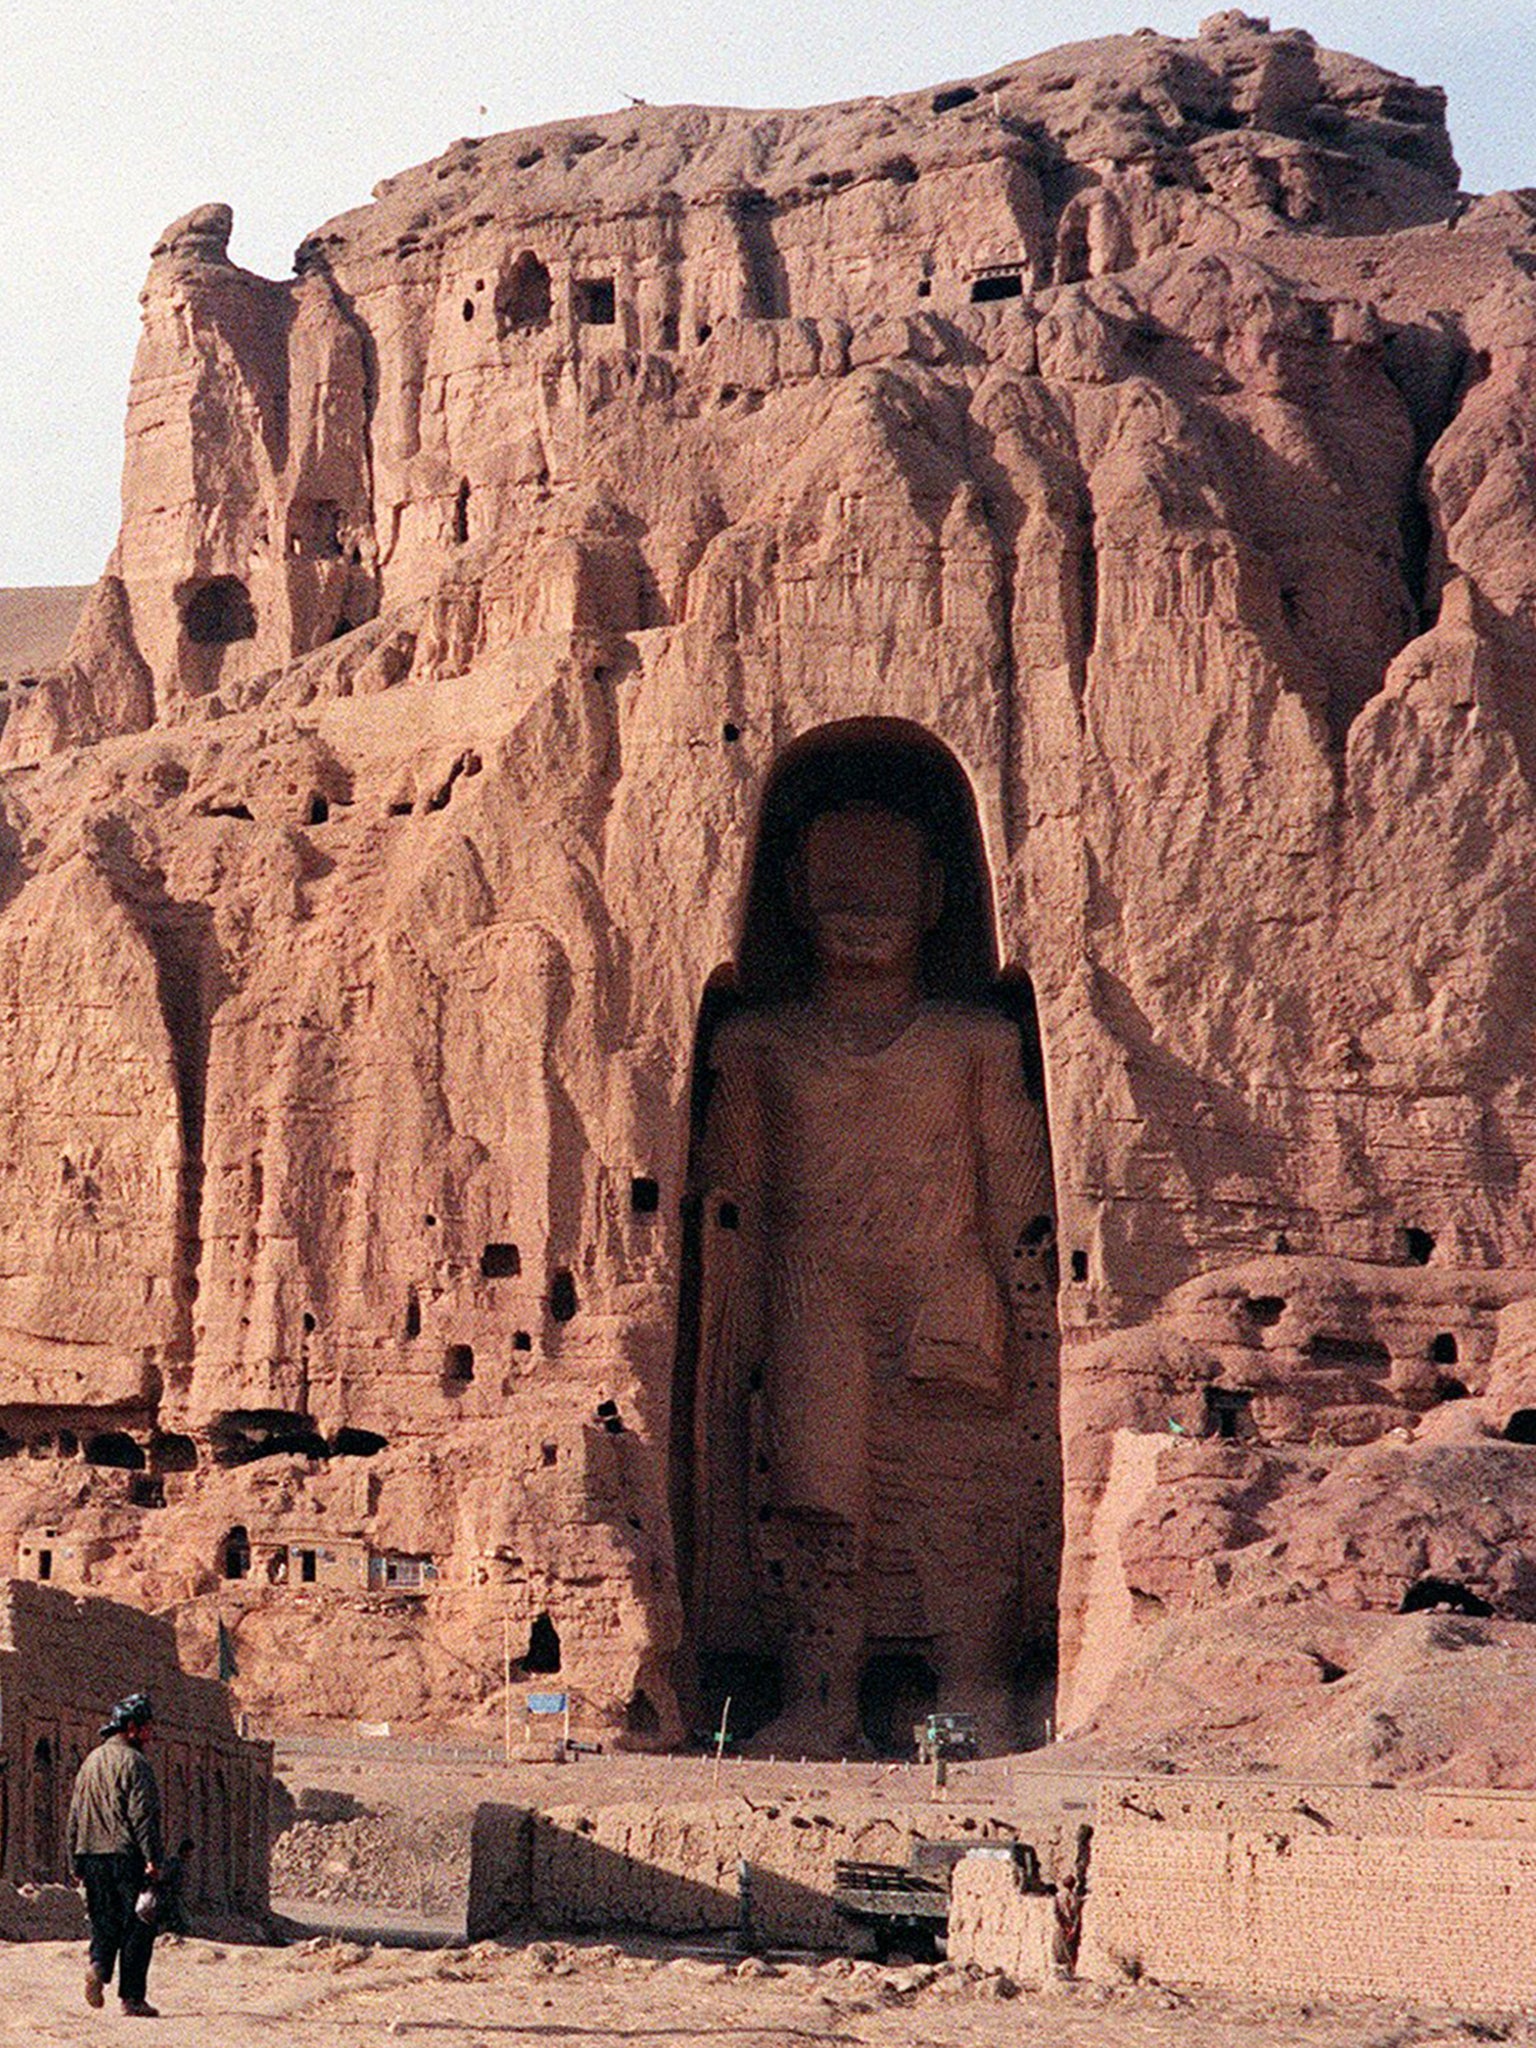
left=405, top=1289, right=422, bottom=1340
left=541, top=1442, right=558, bottom=1467
left=85, top=1432, right=144, bottom=1471
left=525, top=1612, right=561, bottom=1672
left=129, top=1475, right=165, bottom=1508
left=1246, top=1295, right=1285, bottom=1327
left=1505, top=1409, right=1536, bottom=1445
left=1070, top=1249, right=1088, bottom=1283
left=513, top=1330, right=533, bottom=1352
left=630, top=1176, right=661, bottom=1215
left=480, top=1242, right=521, bottom=1278
left=37, top=1549, right=51, bottom=1581
left=1400, top=1226, right=1435, bottom=1265
left=549, top=1269, right=578, bottom=1322
left=596, top=1398, right=624, bottom=1434
left=970, top=267, right=1024, bottom=303
left=1430, top=1331, right=1459, bottom=1364
left=180, top=576, right=255, bottom=646
left=299, top=1549, right=317, bottom=1584
left=1204, top=1387, right=1255, bottom=1441
left=223, top=1526, right=251, bottom=1580
left=445, top=1343, right=475, bottom=1385
left=574, top=277, right=616, bottom=325
left=496, top=252, right=551, bottom=334
left=453, top=479, right=470, bottom=545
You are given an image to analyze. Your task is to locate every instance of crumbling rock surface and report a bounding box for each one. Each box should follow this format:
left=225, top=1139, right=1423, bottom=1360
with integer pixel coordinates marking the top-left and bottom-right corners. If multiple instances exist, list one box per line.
left=4, top=15, right=1536, bottom=1761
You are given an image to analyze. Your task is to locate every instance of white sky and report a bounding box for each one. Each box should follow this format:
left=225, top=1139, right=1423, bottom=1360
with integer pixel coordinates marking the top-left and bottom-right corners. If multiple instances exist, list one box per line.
left=3, top=1, right=1531, bottom=586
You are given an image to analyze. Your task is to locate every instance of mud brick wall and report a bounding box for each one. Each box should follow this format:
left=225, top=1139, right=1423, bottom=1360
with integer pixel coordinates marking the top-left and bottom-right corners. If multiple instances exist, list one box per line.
left=1080, top=1778, right=1536, bottom=2007
left=469, top=1797, right=1036, bottom=1946
left=946, top=1855, right=1057, bottom=1986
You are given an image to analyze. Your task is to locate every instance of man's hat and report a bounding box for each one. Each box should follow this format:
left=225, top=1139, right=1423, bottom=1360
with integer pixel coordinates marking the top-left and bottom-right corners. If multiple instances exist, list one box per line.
left=99, top=1692, right=155, bottom=1737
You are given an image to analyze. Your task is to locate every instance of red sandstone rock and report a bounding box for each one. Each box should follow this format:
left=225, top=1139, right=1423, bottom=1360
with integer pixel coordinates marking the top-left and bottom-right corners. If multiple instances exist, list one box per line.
left=1, top=19, right=1535, bottom=1763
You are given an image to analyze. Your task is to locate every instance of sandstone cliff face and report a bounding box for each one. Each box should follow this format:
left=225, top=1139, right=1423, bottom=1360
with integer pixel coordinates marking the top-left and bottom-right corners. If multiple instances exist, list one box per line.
left=5, top=12, right=1536, bottom=1760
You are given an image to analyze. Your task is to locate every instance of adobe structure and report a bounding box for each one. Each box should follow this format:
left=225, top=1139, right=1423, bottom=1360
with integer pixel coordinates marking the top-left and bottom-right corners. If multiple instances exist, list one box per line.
left=0, top=1579, right=270, bottom=1913
left=4, top=10, right=1536, bottom=1762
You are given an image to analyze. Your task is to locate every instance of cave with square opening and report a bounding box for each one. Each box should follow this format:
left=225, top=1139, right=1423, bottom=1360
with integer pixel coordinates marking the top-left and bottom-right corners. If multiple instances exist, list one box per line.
left=1204, top=1387, right=1256, bottom=1440
left=671, top=718, right=1061, bottom=1752
left=549, top=1269, right=578, bottom=1322
left=971, top=267, right=1025, bottom=303
left=445, top=1343, right=475, bottom=1385
left=85, top=1431, right=145, bottom=1470
left=574, top=277, right=616, bottom=325
left=480, top=1242, right=521, bottom=1278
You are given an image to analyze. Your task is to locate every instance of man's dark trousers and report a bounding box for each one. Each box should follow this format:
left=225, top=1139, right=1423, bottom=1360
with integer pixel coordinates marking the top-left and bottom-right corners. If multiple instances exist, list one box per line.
left=75, top=1852, right=154, bottom=2003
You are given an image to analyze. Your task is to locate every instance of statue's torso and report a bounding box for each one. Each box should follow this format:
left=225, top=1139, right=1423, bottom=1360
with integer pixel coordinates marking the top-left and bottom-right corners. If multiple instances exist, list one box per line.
left=712, top=1001, right=1015, bottom=1268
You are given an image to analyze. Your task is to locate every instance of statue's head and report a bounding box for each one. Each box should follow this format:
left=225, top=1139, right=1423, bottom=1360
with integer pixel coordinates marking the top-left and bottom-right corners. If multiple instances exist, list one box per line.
left=793, top=801, right=943, bottom=988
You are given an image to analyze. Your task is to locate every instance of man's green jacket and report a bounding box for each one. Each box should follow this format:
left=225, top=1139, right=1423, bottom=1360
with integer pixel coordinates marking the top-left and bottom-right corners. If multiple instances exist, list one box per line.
left=66, top=1733, right=163, bottom=1867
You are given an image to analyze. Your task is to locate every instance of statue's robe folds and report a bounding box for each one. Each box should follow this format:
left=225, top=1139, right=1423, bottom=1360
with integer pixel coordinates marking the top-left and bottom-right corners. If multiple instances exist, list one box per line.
left=694, top=1000, right=1049, bottom=1679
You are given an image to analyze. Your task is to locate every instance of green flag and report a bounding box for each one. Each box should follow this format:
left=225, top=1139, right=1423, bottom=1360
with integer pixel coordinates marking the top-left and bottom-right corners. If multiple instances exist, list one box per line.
left=216, top=1618, right=238, bottom=1682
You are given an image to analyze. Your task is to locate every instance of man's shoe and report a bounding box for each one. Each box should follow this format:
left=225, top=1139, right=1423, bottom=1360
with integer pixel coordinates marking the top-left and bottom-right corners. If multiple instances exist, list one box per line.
left=84, top=1966, right=104, bottom=2008
left=119, top=1999, right=159, bottom=2018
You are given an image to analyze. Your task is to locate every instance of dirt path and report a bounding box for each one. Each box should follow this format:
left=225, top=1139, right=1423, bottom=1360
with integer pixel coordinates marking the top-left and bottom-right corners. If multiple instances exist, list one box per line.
left=4, top=1933, right=1526, bottom=2048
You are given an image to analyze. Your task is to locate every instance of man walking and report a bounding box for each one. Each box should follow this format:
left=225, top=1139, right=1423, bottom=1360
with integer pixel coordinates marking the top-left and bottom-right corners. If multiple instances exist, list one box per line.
left=66, top=1692, right=164, bottom=2019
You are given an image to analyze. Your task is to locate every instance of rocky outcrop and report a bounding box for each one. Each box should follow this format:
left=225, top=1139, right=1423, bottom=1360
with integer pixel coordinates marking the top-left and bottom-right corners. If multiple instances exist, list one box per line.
left=4, top=14, right=1536, bottom=1759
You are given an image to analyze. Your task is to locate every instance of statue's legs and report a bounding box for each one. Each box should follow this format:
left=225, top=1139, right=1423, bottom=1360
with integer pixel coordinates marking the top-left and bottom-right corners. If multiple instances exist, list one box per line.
left=753, top=1261, right=873, bottom=1746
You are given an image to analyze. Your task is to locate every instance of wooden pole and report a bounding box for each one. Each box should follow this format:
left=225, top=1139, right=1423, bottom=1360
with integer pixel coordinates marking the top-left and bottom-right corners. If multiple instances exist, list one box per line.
left=713, top=1695, right=732, bottom=1792
left=502, top=1616, right=513, bottom=1764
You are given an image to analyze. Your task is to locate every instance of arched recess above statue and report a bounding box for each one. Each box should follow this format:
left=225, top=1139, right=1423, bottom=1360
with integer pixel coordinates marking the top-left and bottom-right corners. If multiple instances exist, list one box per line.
left=734, top=718, right=998, bottom=1007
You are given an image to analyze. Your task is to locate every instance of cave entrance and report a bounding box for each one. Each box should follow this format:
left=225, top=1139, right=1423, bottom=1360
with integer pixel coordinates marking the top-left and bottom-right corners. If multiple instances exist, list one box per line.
left=671, top=718, right=1061, bottom=1752
left=858, top=1651, right=938, bottom=1757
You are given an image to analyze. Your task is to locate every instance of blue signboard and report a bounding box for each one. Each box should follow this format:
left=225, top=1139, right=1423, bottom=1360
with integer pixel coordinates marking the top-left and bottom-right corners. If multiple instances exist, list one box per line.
left=527, top=1692, right=569, bottom=1715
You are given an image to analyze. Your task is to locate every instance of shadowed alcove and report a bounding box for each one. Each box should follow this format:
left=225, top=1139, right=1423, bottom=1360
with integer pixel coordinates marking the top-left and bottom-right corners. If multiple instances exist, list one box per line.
left=670, top=718, right=1061, bottom=1753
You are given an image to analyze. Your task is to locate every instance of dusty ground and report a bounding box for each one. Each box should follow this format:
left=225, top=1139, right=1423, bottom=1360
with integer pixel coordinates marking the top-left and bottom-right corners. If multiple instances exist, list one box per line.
left=8, top=1929, right=1534, bottom=2046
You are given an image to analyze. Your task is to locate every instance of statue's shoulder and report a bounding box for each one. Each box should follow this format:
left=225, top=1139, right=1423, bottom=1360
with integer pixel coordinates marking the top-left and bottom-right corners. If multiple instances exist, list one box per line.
left=708, top=1005, right=800, bottom=1064
left=920, top=1001, right=1021, bottom=1053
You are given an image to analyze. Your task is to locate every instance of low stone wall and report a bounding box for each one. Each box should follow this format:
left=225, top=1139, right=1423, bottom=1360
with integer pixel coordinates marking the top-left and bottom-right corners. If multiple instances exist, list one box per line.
left=1079, top=1777, right=1536, bottom=2008
left=468, top=1798, right=1036, bottom=1946
left=945, top=1853, right=1057, bottom=1987
left=0, top=1881, right=84, bottom=1941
